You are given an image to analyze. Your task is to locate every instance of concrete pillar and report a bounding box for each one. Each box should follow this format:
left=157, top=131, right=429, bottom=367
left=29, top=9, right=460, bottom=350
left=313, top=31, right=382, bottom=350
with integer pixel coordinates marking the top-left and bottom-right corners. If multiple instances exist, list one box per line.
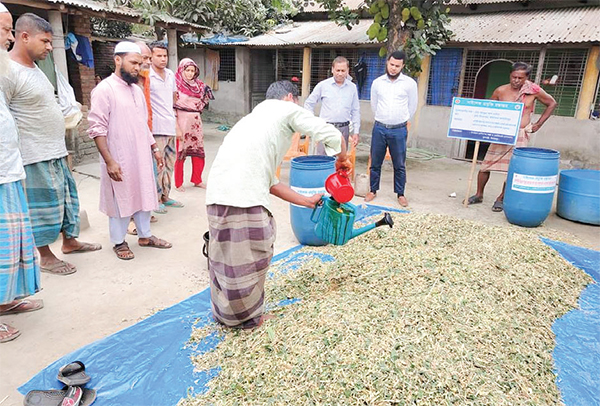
left=48, top=10, right=68, bottom=80
left=410, top=55, right=431, bottom=148
left=301, top=47, right=312, bottom=102
left=167, top=28, right=178, bottom=72
left=575, top=46, right=600, bottom=120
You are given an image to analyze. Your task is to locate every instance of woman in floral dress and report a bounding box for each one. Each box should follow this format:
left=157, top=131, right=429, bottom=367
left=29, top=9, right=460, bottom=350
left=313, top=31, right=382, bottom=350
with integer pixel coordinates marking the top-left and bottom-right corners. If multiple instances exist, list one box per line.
left=174, top=58, right=214, bottom=191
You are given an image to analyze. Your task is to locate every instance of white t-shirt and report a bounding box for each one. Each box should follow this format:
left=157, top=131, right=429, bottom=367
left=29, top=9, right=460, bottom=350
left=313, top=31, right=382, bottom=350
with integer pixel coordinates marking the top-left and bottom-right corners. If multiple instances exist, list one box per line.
left=3, top=60, right=67, bottom=165
left=0, top=91, right=24, bottom=184
left=149, top=67, right=177, bottom=136
left=206, top=99, right=343, bottom=211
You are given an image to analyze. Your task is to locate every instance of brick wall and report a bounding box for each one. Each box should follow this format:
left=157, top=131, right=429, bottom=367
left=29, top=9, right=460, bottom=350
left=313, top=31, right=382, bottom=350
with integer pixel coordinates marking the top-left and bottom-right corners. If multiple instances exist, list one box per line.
left=93, top=41, right=115, bottom=80
left=66, top=14, right=99, bottom=163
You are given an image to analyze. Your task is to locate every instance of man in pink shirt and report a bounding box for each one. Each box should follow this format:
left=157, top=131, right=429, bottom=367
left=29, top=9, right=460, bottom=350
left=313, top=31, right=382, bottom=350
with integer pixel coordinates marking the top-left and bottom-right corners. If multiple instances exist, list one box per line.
left=88, top=42, right=172, bottom=260
left=149, top=42, right=183, bottom=212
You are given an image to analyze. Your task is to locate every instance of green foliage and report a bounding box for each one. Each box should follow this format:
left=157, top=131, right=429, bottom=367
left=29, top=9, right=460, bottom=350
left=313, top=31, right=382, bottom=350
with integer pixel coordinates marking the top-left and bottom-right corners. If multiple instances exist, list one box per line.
left=109, top=0, right=301, bottom=36
left=313, top=0, right=458, bottom=76
left=90, top=17, right=132, bottom=38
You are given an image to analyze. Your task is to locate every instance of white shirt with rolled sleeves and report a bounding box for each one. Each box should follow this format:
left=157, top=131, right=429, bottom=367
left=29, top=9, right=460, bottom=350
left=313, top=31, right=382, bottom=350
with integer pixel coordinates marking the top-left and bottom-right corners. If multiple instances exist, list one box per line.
left=370, top=73, right=418, bottom=125
left=304, top=77, right=361, bottom=134
left=206, top=99, right=342, bottom=211
left=149, top=66, right=177, bottom=136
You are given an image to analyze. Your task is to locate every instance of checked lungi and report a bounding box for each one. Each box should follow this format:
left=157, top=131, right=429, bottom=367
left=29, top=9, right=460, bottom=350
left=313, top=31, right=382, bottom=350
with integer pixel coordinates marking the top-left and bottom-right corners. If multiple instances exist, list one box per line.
left=0, top=181, right=41, bottom=305
left=23, top=157, right=80, bottom=247
left=206, top=204, right=276, bottom=329
left=480, top=125, right=532, bottom=173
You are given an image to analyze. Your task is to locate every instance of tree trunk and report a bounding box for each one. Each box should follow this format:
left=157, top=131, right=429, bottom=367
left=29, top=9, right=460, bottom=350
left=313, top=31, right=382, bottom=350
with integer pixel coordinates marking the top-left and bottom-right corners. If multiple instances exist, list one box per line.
left=387, top=0, right=410, bottom=54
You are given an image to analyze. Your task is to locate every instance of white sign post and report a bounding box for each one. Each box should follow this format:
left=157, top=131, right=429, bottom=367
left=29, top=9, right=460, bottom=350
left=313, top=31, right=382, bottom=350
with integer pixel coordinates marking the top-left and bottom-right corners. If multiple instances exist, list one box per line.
left=447, top=98, right=524, bottom=208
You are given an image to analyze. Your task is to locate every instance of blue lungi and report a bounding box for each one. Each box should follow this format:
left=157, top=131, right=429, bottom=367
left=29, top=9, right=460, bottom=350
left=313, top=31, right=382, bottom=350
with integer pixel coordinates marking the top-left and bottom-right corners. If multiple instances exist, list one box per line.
left=0, top=180, right=41, bottom=305
left=24, top=157, right=80, bottom=247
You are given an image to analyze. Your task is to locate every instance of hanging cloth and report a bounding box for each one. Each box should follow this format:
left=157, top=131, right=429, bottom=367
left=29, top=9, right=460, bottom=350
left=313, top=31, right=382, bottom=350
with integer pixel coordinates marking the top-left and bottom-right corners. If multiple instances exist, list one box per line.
left=354, top=53, right=367, bottom=99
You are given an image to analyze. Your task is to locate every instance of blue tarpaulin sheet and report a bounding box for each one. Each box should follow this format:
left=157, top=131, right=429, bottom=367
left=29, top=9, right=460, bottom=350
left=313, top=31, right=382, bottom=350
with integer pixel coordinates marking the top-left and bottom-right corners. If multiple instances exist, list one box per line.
left=543, top=238, right=600, bottom=406
left=19, top=208, right=600, bottom=405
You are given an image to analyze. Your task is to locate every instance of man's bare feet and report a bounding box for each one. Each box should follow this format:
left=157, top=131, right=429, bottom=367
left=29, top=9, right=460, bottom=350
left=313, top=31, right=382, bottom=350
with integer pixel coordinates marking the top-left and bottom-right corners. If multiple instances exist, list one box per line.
left=364, top=192, right=376, bottom=202
left=193, top=183, right=206, bottom=189
left=256, top=314, right=276, bottom=328
left=398, top=196, right=409, bottom=207
left=176, top=186, right=186, bottom=192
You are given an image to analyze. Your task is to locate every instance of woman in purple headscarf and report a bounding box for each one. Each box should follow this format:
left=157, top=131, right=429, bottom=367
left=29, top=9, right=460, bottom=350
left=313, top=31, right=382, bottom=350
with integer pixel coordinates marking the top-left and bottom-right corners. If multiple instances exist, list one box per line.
left=174, top=58, right=214, bottom=191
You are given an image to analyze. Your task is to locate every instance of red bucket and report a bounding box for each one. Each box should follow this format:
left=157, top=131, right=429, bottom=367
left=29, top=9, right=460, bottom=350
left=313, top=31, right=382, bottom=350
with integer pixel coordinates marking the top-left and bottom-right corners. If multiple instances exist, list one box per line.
left=325, top=170, right=354, bottom=203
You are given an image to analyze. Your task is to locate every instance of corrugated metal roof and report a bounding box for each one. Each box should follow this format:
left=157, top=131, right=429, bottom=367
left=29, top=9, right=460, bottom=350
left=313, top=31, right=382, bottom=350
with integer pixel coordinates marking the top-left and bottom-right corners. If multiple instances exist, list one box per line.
left=448, top=0, right=526, bottom=4
left=20, top=0, right=208, bottom=30
left=241, top=7, right=600, bottom=47
left=449, top=7, right=600, bottom=43
left=242, top=19, right=375, bottom=46
left=302, top=0, right=364, bottom=13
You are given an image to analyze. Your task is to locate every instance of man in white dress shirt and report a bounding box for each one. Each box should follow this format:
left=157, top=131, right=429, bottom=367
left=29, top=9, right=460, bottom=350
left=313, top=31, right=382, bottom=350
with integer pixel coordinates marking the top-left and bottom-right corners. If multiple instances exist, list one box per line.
left=366, top=50, right=418, bottom=207
left=304, top=56, right=360, bottom=154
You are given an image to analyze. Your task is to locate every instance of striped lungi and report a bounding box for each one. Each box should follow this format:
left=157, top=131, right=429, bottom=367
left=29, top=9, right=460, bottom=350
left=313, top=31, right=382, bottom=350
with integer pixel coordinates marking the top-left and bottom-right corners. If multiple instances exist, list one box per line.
left=0, top=181, right=41, bottom=305
left=480, top=125, right=532, bottom=173
left=23, top=157, right=80, bottom=247
left=206, top=204, right=276, bottom=329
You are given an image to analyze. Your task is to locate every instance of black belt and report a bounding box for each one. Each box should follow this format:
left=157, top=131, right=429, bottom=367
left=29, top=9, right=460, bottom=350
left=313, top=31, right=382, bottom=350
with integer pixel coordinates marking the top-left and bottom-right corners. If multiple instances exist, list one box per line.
left=375, top=120, right=407, bottom=129
left=328, top=121, right=350, bottom=128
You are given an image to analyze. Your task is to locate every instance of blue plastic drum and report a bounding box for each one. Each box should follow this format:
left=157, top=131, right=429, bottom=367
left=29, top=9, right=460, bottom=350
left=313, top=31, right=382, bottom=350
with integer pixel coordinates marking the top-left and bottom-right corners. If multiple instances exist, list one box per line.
left=504, top=147, right=560, bottom=227
left=289, top=156, right=335, bottom=245
left=557, top=169, right=600, bottom=225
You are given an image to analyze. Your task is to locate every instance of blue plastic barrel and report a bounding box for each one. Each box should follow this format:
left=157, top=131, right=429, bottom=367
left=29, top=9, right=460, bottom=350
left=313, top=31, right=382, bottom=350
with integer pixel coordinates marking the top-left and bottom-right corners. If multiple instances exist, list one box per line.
left=504, top=147, right=560, bottom=227
left=289, top=156, right=335, bottom=245
left=557, top=169, right=600, bottom=225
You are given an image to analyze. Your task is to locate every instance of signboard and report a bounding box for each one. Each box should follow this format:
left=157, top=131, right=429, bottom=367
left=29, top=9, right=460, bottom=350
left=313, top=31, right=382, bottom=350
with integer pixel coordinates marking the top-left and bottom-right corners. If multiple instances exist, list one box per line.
left=447, top=97, right=524, bottom=146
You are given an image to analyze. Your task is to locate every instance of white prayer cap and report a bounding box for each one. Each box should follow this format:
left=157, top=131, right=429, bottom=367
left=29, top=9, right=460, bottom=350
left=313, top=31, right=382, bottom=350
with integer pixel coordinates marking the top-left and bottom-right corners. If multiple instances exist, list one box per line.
left=114, top=41, right=141, bottom=55
left=0, top=3, right=9, bottom=13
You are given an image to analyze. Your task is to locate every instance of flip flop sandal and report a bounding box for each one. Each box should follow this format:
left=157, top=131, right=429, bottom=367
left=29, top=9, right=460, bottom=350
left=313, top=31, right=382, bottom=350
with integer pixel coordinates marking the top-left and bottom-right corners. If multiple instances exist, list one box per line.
left=138, top=235, right=172, bottom=249
left=0, top=323, right=21, bottom=343
left=127, top=221, right=138, bottom=236
left=113, top=242, right=134, bottom=260
left=465, top=195, right=483, bottom=205
left=62, top=242, right=102, bottom=255
left=163, top=199, right=184, bottom=208
left=24, top=388, right=96, bottom=406
left=58, top=361, right=91, bottom=386
left=153, top=203, right=168, bottom=214
left=0, top=299, right=44, bottom=316
left=150, top=215, right=158, bottom=223
left=41, top=261, right=77, bottom=276
left=61, top=386, right=83, bottom=406
left=492, top=200, right=504, bottom=212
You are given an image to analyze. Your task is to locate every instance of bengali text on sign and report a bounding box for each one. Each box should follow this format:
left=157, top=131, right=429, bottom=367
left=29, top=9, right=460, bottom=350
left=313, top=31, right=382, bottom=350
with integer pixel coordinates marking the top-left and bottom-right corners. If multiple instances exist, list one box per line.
left=447, top=97, right=523, bottom=146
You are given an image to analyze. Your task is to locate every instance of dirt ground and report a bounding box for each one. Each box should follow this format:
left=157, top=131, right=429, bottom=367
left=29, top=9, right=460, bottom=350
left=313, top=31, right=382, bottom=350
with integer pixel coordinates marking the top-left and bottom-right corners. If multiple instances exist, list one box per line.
left=1, top=122, right=598, bottom=405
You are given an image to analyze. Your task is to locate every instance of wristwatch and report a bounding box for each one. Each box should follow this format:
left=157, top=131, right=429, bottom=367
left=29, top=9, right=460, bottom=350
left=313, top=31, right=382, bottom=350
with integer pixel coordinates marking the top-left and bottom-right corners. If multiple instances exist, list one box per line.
left=152, top=147, right=160, bottom=153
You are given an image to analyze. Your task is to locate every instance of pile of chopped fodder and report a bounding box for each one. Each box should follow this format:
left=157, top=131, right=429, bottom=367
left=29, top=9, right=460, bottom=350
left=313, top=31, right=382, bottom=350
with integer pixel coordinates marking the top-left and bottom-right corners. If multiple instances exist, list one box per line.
left=180, top=213, right=591, bottom=406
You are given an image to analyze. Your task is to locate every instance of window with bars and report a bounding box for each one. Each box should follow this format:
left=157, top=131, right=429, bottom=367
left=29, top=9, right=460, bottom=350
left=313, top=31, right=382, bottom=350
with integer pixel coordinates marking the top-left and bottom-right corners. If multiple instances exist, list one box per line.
left=276, top=49, right=303, bottom=83
left=427, top=48, right=463, bottom=106
left=309, top=48, right=388, bottom=101
left=461, top=50, right=540, bottom=99
left=217, top=49, right=236, bottom=82
left=310, top=48, right=360, bottom=92
left=536, top=49, right=588, bottom=117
